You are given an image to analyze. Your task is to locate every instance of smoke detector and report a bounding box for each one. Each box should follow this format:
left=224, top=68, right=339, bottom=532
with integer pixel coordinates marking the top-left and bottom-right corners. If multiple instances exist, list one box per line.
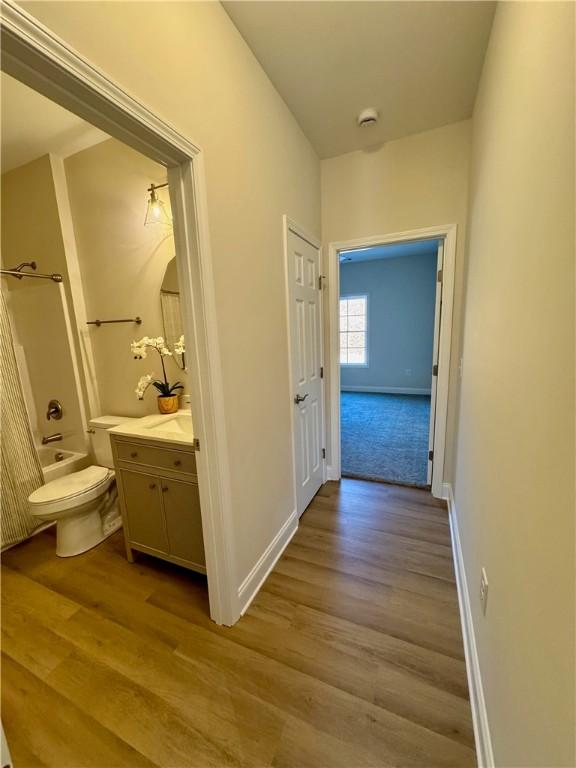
left=357, top=107, right=379, bottom=128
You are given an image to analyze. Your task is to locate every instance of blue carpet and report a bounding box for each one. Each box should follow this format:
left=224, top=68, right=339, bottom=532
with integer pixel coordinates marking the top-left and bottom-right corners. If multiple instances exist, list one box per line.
left=341, top=392, right=431, bottom=487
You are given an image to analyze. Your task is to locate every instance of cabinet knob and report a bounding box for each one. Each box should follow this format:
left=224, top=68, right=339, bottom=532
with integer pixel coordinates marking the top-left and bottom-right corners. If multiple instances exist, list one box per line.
left=131, top=451, right=138, bottom=459
left=149, top=482, right=156, bottom=490
left=174, top=459, right=181, bottom=467
left=161, top=486, right=168, bottom=493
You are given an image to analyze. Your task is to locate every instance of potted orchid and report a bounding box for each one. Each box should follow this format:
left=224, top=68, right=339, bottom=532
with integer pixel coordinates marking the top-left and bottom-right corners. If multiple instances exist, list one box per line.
left=131, top=335, right=185, bottom=414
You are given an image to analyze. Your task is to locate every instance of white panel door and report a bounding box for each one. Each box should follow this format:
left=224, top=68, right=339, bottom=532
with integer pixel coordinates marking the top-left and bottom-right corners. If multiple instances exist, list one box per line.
left=428, top=240, right=444, bottom=485
left=287, top=226, right=324, bottom=516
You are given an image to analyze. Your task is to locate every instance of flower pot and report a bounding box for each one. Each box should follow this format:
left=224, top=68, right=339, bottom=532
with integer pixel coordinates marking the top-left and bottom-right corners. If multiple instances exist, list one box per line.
left=157, top=395, right=179, bottom=415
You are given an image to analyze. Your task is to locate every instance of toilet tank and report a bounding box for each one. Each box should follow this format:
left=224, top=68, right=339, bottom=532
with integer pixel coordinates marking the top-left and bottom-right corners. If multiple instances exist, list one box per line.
left=89, top=416, right=136, bottom=468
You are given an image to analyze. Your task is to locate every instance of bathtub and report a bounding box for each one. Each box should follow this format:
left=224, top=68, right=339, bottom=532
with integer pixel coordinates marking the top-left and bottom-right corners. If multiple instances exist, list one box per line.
left=37, top=447, right=90, bottom=483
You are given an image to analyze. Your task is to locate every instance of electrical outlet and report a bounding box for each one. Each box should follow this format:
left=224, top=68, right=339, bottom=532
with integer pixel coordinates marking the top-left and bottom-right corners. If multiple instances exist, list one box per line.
left=404, top=368, right=412, bottom=377
left=480, top=568, right=489, bottom=614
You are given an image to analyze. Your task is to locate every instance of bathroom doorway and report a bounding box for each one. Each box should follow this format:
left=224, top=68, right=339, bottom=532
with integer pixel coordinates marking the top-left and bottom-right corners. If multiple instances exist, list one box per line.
left=1, top=4, right=235, bottom=624
left=1, top=74, right=202, bottom=560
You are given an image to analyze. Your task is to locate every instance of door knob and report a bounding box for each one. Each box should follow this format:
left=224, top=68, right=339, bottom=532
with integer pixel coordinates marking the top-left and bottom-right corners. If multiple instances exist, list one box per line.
left=294, top=393, right=309, bottom=404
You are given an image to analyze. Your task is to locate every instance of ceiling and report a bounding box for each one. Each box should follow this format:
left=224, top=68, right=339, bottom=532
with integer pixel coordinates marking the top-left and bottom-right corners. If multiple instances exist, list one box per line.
left=223, top=1, right=495, bottom=158
left=1, top=73, right=109, bottom=173
left=340, top=239, right=439, bottom=264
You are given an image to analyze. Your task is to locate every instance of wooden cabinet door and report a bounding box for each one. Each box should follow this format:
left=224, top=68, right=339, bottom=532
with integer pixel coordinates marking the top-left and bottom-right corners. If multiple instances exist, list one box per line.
left=120, top=470, right=168, bottom=552
left=161, top=478, right=205, bottom=566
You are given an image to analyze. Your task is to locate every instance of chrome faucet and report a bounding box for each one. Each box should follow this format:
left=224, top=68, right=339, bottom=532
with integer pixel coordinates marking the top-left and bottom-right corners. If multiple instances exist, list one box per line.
left=42, top=433, right=63, bottom=445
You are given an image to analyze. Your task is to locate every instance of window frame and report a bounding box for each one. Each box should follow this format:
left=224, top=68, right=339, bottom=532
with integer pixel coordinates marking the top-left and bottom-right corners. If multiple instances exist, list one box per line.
left=339, top=293, right=369, bottom=367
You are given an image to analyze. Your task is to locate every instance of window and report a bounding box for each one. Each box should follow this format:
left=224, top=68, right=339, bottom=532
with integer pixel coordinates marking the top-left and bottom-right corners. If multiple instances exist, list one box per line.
left=340, top=295, right=368, bottom=365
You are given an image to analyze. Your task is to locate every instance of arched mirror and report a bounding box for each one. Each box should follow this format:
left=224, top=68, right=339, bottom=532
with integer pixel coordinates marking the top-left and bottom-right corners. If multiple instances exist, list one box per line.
left=160, top=257, right=185, bottom=370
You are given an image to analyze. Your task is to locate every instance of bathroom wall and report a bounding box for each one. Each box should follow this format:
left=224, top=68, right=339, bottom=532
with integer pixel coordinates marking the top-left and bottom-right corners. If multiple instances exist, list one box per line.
left=63, top=137, right=188, bottom=418
left=340, top=252, right=437, bottom=392
left=1, top=155, right=86, bottom=452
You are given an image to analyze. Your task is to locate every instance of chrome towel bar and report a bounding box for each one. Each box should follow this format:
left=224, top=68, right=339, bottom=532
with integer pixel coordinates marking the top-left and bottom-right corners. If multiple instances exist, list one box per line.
left=87, top=317, right=142, bottom=327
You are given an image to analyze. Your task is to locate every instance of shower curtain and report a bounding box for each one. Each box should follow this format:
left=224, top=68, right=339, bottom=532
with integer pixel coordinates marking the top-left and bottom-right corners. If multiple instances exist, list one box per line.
left=1, top=289, right=43, bottom=548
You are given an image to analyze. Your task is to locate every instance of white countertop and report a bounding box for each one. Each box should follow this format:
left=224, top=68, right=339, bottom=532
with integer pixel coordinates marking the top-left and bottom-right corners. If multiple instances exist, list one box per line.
left=108, top=409, right=194, bottom=448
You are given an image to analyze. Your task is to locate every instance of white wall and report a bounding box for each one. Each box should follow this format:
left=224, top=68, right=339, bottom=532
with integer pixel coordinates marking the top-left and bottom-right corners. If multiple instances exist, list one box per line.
left=453, top=3, right=575, bottom=766
left=63, top=137, right=187, bottom=418
left=340, top=253, right=437, bottom=392
left=1, top=155, right=86, bottom=453
left=321, top=120, right=471, bottom=479
left=23, top=1, right=321, bottom=591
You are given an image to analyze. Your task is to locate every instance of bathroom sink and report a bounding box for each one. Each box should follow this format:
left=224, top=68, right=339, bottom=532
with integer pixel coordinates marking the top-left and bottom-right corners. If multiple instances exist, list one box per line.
left=108, top=409, right=194, bottom=447
left=144, top=414, right=193, bottom=435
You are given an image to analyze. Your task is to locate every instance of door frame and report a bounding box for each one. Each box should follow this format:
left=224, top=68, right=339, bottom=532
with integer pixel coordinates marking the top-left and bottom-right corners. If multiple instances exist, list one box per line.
left=326, top=224, right=457, bottom=498
left=282, top=216, right=325, bottom=518
left=1, top=1, right=237, bottom=624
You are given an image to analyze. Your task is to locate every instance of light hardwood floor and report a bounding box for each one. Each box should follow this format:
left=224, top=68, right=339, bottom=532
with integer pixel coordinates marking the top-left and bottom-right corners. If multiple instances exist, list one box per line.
left=1, top=479, right=475, bottom=767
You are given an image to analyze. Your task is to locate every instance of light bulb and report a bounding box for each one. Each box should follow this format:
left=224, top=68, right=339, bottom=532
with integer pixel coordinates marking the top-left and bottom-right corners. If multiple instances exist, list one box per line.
left=144, top=184, right=172, bottom=227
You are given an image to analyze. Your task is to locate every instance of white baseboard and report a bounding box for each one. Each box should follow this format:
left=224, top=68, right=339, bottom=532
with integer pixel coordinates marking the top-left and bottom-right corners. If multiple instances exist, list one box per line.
left=443, top=483, right=494, bottom=768
left=325, top=465, right=339, bottom=481
left=341, top=385, right=431, bottom=395
left=237, top=509, right=298, bottom=616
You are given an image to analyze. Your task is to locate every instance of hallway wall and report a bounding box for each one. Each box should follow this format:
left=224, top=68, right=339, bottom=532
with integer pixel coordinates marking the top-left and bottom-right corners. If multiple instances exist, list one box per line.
left=321, top=120, right=471, bottom=481
left=454, top=3, right=575, bottom=765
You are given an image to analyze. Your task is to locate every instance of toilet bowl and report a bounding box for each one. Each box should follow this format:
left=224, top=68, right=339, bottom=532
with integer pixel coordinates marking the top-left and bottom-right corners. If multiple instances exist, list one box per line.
left=29, top=466, right=118, bottom=556
left=28, top=415, right=134, bottom=557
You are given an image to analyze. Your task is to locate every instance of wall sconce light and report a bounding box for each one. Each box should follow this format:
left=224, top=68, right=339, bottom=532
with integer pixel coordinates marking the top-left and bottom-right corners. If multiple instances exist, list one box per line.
left=145, top=182, right=172, bottom=226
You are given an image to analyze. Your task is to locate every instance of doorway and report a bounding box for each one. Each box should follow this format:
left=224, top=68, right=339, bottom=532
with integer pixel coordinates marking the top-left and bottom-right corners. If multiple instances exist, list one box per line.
left=339, top=239, right=441, bottom=487
left=327, top=225, right=457, bottom=498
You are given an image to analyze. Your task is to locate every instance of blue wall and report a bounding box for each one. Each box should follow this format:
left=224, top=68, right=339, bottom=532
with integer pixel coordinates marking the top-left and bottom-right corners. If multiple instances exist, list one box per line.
left=340, top=252, right=437, bottom=392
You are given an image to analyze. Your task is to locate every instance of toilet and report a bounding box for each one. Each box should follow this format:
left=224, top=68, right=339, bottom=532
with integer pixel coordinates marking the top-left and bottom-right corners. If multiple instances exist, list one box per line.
left=28, top=415, right=133, bottom=557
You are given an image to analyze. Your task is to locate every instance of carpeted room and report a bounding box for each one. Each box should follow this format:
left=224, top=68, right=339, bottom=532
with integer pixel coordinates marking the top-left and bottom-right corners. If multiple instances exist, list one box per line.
left=339, top=241, right=438, bottom=487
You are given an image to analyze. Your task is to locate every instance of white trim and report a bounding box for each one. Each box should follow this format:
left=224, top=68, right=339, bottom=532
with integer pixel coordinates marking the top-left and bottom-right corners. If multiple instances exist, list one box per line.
left=339, top=293, right=369, bottom=367
left=237, top=509, right=298, bottom=616
left=443, top=483, right=495, bottom=768
left=341, top=386, right=432, bottom=395
left=325, top=465, right=339, bottom=482
left=327, top=224, right=456, bottom=498
left=1, top=0, right=237, bottom=625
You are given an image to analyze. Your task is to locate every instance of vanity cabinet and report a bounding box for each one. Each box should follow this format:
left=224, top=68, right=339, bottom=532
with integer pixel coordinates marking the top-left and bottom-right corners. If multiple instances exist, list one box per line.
left=111, top=434, right=205, bottom=574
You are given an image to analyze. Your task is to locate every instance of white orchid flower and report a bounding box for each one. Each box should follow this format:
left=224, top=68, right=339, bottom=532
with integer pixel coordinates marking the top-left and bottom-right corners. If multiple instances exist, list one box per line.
left=132, top=334, right=181, bottom=400
left=135, top=373, right=153, bottom=400
left=131, top=341, right=147, bottom=359
left=174, top=335, right=185, bottom=355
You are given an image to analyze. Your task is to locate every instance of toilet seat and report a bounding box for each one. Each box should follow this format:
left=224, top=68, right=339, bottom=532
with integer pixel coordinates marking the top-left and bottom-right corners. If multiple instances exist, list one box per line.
left=29, top=465, right=114, bottom=518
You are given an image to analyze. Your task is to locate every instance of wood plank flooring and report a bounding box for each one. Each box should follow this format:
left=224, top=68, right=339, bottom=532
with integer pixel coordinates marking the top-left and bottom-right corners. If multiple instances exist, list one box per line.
left=1, top=479, right=475, bottom=767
